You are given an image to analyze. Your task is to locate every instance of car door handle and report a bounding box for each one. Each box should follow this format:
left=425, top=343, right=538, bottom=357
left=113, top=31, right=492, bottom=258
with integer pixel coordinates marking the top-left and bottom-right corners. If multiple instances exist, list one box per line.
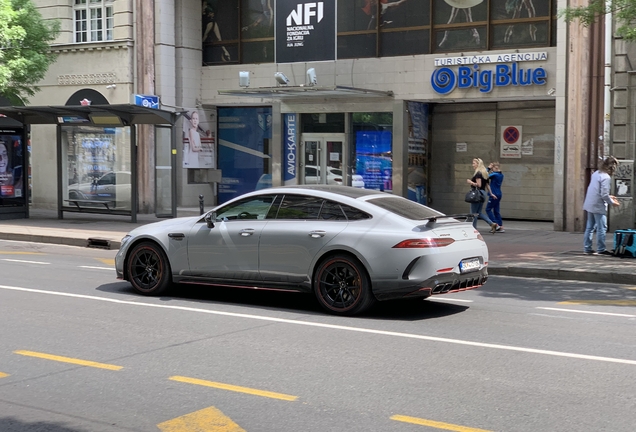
left=309, top=230, right=326, bottom=238
left=240, top=229, right=255, bottom=236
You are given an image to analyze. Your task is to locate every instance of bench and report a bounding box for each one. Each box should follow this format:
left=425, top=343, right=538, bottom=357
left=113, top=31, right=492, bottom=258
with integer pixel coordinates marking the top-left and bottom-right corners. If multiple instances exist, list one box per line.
left=64, top=199, right=116, bottom=212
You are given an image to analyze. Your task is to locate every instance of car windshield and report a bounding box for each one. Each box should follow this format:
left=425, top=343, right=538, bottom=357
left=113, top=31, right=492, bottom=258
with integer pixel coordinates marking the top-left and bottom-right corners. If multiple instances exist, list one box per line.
left=367, top=196, right=443, bottom=220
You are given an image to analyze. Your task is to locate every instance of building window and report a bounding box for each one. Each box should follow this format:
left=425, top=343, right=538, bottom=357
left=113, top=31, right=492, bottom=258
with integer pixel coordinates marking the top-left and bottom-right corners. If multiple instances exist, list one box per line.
left=74, top=0, right=114, bottom=43
left=204, top=0, right=557, bottom=65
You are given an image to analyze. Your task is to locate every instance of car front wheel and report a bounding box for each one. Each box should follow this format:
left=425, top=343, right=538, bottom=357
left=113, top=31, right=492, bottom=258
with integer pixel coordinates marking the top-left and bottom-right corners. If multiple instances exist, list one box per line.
left=126, top=242, right=172, bottom=296
left=314, top=254, right=375, bottom=316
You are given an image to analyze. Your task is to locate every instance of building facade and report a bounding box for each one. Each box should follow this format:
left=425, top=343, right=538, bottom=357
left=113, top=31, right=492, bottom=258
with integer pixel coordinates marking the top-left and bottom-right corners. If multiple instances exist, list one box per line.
left=17, top=0, right=628, bottom=232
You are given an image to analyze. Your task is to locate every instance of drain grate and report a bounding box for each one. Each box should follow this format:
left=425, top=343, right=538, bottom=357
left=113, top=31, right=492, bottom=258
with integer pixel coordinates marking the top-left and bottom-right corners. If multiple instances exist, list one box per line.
left=86, top=238, right=111, bottom=249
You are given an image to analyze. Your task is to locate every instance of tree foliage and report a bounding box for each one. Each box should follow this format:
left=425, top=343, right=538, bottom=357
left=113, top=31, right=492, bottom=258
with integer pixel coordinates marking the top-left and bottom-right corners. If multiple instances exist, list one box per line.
left=0, top=0, right=60, bottom=104
left=560, top=0, right=636, bottom=41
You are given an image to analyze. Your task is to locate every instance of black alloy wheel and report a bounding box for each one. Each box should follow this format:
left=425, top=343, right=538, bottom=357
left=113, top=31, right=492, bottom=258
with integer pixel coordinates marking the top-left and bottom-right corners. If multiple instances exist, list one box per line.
left=314, top=254, right=375, bottom=316
left=127, top=242, right=172, bottom=295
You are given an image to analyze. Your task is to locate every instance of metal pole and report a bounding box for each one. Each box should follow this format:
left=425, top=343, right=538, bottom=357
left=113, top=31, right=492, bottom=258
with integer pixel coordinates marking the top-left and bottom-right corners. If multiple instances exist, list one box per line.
left=199, top=194, right=204, bottom=215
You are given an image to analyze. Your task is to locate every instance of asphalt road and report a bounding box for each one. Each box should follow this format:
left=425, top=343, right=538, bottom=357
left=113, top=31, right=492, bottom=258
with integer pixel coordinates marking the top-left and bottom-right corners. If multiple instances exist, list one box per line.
left=0, top=240, right=635, bottom=432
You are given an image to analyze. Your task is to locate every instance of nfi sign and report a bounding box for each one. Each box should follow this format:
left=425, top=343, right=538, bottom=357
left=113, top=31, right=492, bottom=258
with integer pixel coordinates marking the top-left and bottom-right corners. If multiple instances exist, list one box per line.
left=430, top=52, right=548, bottom=95
left=276, top=0, right=335, bottom=63
left=286, top=2, right=324, bottom=26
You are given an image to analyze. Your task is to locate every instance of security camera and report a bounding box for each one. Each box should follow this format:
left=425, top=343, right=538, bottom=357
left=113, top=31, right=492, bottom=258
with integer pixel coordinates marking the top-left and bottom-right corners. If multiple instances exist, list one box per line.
left=547, top=87, right=556, bottom=96
left=306, top=68, right=317, bottom=86
left=274, top=72, right=290, bottom=85
left=239, top=71, right=250, bottom=88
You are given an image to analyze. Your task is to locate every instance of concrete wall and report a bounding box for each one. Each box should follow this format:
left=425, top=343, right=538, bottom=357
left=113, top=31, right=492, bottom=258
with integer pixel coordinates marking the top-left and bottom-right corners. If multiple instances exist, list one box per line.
left=430, top=102, right=555, bottom=221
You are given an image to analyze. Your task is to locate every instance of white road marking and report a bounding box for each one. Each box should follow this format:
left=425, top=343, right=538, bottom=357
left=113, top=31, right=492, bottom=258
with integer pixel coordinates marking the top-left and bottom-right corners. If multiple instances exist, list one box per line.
left=1, top=284, right=636, bottom=366
left=79, top=266, right=113, bottom=271
left=537, top=307, right=636, bottom=318
left=2, top=259, right=50, bottom=265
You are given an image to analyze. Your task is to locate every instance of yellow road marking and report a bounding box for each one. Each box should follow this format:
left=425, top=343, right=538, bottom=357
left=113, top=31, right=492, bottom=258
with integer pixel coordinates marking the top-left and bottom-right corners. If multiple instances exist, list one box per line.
left=14, top=350, right=123, bottom=371
left=560, top=300, right=636, bottom=306
left=157, top=406, right=245, bottom=432
left=391, top=415, right=492, bottom=432
left=169, top=376, right=297, bottom=401
left=0, top=372, right=9, bottom=378
left=97, top=258, right=115, bottom=266
left=0, top=251, right=45, bottom=255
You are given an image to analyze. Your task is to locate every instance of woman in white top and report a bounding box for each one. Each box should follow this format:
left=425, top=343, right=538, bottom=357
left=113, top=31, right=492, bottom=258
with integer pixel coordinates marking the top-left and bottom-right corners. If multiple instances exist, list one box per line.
left=184, top=111, right=202, bottom=168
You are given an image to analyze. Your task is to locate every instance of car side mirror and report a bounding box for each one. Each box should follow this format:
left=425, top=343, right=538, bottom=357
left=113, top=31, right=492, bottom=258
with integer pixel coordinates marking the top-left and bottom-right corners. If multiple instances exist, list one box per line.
left=204, top=212, right=216, bottom=228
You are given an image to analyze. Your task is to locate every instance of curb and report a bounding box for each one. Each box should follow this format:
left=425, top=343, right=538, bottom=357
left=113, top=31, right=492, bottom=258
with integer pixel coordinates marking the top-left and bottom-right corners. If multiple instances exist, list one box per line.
left=489, top=265, right=636, bottom=285
left=0, top=233, right=121, bottom=250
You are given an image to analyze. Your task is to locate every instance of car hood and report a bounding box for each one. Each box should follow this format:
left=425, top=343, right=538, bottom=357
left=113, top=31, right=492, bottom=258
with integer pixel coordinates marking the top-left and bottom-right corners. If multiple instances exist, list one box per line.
left=128, top=215, right=201, bottom=236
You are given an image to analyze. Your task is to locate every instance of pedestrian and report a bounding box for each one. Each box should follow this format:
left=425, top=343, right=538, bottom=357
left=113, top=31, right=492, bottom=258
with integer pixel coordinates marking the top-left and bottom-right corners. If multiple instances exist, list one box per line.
left=583, top=156, right=620, bottom=255
left=467, top=157, right=499, bottom=233
left=486, top=161, right=504, bottom=232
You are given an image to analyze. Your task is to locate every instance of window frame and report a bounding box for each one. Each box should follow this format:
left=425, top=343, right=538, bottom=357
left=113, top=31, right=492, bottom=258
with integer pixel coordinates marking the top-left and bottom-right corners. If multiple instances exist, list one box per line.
left=73, top=0, right=114, bottom=43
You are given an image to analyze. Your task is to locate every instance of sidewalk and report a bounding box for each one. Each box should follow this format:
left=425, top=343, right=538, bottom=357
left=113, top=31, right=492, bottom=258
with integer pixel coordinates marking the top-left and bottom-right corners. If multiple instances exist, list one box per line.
left=1, top=209, right=635, bottom=285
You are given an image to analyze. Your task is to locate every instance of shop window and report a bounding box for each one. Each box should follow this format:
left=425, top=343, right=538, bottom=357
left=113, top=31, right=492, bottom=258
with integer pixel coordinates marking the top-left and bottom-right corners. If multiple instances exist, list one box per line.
left=301, top=114, right=345, bottom=133
left=217, top=107, right=272, bottom=204
left=62, top=126, right=132, bottom=211
left=74, top=0, right=114, bottom=43
left=352, top=113, right=393, bottom=193
left=203, top=0, right=240, bottom=65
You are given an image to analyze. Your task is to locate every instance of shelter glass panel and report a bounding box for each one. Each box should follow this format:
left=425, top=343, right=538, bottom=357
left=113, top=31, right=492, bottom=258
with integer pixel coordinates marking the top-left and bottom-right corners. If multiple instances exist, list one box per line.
left=62, top=126, right=132, bottom=211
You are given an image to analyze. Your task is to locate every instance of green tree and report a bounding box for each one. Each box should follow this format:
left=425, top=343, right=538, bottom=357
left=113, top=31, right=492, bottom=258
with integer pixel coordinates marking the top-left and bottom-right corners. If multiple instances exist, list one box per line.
left=0, top=0, right=60, bottom=104
left=560, top=0, right=636, bottom=40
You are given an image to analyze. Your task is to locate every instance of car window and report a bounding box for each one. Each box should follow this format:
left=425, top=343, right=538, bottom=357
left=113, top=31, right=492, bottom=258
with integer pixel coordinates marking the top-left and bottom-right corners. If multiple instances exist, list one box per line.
left=275, top=194, right=322, bottom=219
left=367, top=196, right=443, bottom=220
left=331, top=169, right=343, bottom=176
left=305, top=167, right=317, bottom=177
left=98, top=173, right=115, bottom=185
left=215, top=195, right=276, bottom=221
left=319, top=200, right=347, bottom=220
left=341, top=204, right=371, bottom=220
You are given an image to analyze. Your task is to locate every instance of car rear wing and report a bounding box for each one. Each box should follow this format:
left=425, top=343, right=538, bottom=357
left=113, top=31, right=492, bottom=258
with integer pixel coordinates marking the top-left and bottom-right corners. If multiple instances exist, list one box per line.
left=422, top=213, right=476, bottom=227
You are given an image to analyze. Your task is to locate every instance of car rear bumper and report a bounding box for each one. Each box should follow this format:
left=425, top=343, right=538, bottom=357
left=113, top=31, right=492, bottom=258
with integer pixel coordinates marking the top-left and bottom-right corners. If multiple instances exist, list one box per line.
left=373, top=267, right=488, bottom=301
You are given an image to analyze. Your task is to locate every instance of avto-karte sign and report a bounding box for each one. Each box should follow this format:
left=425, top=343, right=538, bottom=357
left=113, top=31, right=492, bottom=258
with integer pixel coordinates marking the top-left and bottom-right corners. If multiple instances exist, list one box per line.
left=275, top=0, right=336, bottom=64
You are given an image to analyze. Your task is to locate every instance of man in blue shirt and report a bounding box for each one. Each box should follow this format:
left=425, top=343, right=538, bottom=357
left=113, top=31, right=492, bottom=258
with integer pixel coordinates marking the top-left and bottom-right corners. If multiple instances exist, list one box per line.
left=486, top=161, right=504, bottom=232
left=583, top=156, right=620, bottom=255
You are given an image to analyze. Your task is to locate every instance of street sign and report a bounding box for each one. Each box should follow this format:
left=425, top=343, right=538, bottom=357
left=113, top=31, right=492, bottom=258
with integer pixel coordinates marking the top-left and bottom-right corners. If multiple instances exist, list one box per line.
left=133, top=94, right=160, bottom=109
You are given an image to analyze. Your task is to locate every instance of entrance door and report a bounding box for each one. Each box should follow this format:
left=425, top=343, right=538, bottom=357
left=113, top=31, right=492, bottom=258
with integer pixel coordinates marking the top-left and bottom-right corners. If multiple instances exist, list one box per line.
left=301, top=133, right=349, bottom=187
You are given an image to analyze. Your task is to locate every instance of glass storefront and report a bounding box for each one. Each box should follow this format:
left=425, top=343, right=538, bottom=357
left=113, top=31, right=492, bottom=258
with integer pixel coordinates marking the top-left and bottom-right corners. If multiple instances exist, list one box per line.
left=61, top=125, right=132, bottom=210
left=217, top=107, right=272, bottom=203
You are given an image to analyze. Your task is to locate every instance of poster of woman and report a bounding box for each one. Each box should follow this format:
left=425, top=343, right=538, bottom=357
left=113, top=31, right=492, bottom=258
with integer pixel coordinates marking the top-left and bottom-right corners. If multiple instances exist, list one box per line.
left=182, top=109, right=216, bottom=169
left=0, top=136, right=24, bottom=198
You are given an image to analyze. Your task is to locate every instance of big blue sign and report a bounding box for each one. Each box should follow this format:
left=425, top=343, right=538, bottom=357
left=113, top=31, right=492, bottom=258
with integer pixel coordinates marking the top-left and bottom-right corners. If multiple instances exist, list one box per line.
left=431, top=62, right=547, bottom=95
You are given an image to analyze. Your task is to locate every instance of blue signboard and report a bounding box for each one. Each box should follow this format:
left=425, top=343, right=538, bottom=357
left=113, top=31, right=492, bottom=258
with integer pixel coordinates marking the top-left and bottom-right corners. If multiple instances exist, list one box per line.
left=355, top=131, right=392, bottom=191
left=283, top=114, right=297, bottom=185
left=134, top=94, right=160, bottom=109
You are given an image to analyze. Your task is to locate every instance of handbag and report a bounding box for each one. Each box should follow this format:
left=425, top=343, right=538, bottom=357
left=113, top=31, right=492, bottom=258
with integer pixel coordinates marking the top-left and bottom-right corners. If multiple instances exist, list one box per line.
left=465, top=187, right=483, bottom=203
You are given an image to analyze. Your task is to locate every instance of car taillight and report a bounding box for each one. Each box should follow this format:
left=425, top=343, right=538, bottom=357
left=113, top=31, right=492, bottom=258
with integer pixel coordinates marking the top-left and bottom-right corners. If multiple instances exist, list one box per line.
left=334, top=177, right=342, bottom=183
left=392, top=238, right=455, bottom=248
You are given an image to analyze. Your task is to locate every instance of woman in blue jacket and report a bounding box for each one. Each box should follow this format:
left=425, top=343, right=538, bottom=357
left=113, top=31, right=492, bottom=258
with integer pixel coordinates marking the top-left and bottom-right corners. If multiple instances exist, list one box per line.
left=486, top=162, right=504, bottom=232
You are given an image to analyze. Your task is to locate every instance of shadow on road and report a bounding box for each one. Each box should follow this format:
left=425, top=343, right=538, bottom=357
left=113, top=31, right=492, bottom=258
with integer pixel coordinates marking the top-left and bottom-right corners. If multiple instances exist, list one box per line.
left=0, top=417, right=90, bottom=432
left=96, top=283, right=469, bottom=320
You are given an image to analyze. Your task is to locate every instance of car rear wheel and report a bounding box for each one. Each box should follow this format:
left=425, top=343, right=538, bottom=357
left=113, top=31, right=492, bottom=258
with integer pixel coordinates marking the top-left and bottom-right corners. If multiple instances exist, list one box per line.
left=127, top=242, right=171, bottom=296
left=314, top=254, right=375, bottom=316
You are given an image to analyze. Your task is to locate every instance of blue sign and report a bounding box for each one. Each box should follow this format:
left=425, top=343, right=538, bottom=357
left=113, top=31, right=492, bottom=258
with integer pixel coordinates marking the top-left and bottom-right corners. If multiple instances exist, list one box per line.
left=283, top=114, right=297, bottom=185
left=134, top=94, right=160, bottom=109
left=431, top=62, right=547, bottom=95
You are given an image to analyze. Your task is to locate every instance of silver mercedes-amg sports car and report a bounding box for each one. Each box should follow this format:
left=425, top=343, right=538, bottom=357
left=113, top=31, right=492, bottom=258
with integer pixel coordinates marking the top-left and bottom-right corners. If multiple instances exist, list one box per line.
left=115, top=185, right=488, bottom=315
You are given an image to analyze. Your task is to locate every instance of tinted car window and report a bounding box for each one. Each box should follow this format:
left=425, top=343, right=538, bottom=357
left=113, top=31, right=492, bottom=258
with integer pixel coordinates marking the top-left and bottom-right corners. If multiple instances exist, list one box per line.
left=341, top=204, right=371, bottom=220
left=367, top=196, right=442, bottom=220
left=276, top=194, right=322, bottom=219
left=215, top=195, right=276, bottom=221
left=319, top=200, right=347, bottom=220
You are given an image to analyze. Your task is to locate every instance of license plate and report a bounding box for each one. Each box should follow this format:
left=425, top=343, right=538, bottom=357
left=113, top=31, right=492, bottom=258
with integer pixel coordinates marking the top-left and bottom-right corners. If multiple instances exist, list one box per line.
left=459, top=258, right=480, bottom=274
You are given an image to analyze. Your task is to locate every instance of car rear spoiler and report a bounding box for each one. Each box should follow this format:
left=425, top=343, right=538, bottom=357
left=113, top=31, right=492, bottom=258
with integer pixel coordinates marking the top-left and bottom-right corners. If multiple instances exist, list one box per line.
left=422, top=213, right=476, bottom=227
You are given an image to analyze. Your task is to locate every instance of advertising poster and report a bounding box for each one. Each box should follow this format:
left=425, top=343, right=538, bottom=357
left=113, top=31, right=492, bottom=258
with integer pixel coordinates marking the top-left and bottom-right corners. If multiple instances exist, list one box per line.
left=406, top=102, right=429, bottom=204
left=0, top=132, right=24, bottom=199
left=501, top=125, right=522, bottom=158
left=356, top=131, right=392, bottom=192
left=182, top=108, right=216, bottom=169
left=218, top=107, right=272, bottom=204
left=275, top=0, right=336, bottom=63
